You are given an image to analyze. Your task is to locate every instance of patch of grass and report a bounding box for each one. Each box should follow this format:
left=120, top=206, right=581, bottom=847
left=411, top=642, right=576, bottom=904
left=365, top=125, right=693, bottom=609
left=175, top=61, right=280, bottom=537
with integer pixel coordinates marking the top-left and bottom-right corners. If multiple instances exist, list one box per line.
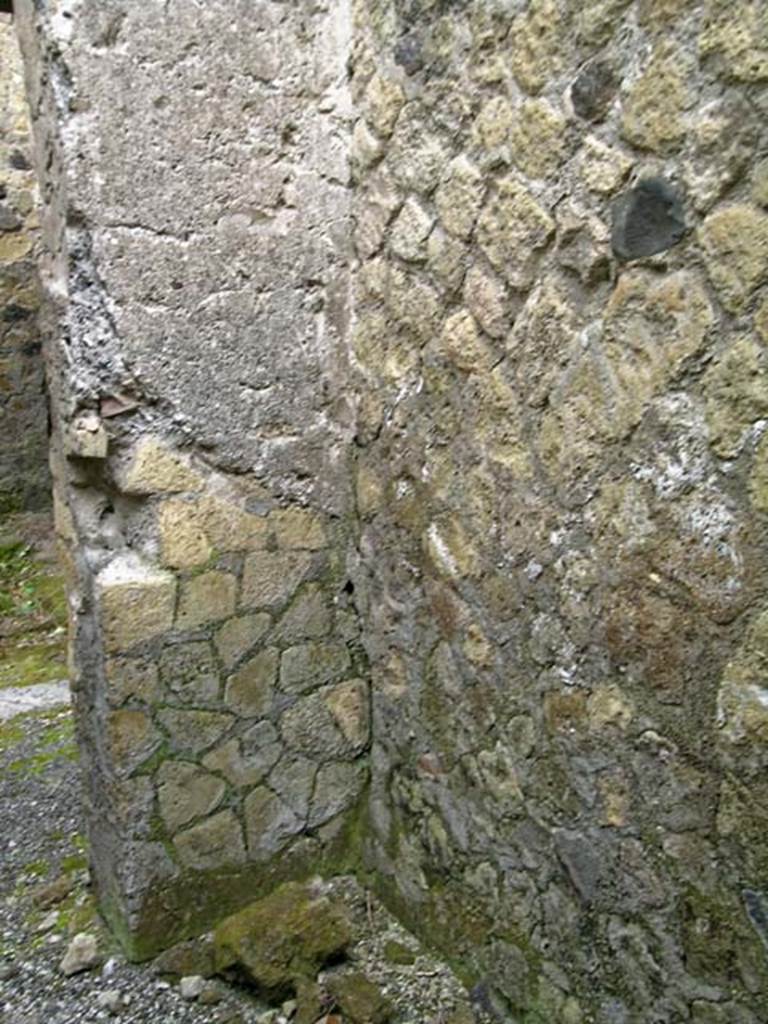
left=0, top=522, right=68, bottom=689
left=6, top=711, right=78, bottom=775
left=22, top=858, right=49, bottom=879
left=0, top=638, right=67, bottom=688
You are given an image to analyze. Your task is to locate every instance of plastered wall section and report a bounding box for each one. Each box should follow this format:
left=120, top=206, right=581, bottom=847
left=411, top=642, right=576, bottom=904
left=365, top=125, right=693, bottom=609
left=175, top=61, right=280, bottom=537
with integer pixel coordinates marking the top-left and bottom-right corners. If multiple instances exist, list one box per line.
left=15, top=0, right=367, bottom=958
left=349, top=2, right=768, bottom=1022
left=0, top=14, right=48, bottom=512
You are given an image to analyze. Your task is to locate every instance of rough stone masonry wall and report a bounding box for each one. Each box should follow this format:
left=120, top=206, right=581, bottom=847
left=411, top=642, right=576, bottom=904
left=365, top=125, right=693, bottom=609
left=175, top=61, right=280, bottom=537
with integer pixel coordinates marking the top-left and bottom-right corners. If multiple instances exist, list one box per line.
left=350, top=1, right=768, bottom=1022
left=15, top=0, right=369, bottom=958
left=13, top=0, right=768, bottom=1021
left=0, top=13, right=49, bottom=512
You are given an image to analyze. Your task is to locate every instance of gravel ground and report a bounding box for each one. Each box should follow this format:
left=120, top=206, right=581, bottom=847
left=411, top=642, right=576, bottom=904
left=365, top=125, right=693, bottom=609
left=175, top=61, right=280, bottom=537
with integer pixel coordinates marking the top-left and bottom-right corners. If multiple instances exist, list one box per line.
left=0, top=681, right=70, bottom=721
left=0, top=700, right=485, bottom=1024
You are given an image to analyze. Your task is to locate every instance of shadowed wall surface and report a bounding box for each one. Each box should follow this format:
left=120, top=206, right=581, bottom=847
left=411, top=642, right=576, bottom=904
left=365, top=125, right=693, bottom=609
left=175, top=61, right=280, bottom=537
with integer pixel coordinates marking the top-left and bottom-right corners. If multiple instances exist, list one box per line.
left=0, top=13, right=48, bottom=512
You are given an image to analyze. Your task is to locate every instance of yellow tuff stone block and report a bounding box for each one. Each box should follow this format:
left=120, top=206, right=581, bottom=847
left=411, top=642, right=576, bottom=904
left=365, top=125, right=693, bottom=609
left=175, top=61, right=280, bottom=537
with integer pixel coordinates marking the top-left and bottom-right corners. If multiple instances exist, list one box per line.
left=699, top=204, right=768, bottom=313
left=96, top=554, right=176, bottom=653
left=271, top=507, right=326, bottom=550
left=620, top=45, right=690, bottom=151
left=176, top=571, right=237, bottom=630
left=115, top=436, right=203, bottom=495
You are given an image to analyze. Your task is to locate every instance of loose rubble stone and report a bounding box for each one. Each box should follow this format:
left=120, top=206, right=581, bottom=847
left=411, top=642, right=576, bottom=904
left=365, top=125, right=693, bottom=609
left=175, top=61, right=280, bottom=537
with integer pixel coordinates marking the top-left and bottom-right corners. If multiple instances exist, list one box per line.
left=326, top=972, right=392, bottom=1023
left=213, top=882, right=352, bottom=997
left=60, top=933, right=101, bottom=976
left=179, top=974, right=206, bottom=1001
left=95, top=989, right=122, bottom=1013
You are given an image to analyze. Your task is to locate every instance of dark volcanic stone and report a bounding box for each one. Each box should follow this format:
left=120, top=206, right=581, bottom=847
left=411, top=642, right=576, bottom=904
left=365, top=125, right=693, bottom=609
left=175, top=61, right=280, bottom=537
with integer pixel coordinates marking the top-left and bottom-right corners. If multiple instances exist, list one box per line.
left=571, top=60, right=617, bottom=121
left=0, top=205, right=22, bottom=232
left=9, top=150, right=30, bottom=171
left=395, top=32, right=424, bottom=75
left=611, top=178, right=686, bottom=261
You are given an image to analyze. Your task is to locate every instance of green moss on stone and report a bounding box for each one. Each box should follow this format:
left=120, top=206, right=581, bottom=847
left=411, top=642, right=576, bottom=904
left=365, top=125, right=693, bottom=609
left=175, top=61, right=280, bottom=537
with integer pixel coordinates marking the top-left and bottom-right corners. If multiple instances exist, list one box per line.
left=213, top=881, right=352, bottom=997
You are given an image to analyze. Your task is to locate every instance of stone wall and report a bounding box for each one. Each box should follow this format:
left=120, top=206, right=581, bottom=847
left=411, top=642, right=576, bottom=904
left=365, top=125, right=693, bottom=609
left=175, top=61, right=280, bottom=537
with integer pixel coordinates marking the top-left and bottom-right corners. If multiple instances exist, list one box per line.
left=15, top=0, right=368, bottom=958
left=15, top=0, right=768, bottom=1020
left=0, top=13, right=48, bottom=512
left=350, top=2, right=768, bottom=1021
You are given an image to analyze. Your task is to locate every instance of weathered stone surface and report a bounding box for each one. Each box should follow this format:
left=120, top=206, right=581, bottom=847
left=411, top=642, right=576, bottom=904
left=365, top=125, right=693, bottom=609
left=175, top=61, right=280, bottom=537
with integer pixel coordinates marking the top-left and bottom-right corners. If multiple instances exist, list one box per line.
left=435, top=156, right=484, bottom=240
left=388, top=108, right=449, bottom=194
left=106, top=708, right=161, bottom=776
left=240, top=552, right=313, bottom=610
left=160, top=641, right=220, bottom=705
left=463, top=265, right=509, bottom=339
left=269, top=755, right=316, bottom=820
left=66, top=412, right=108, bottom=459
left=717, top=609, right=768, bottom=762
left=753, top=159, right=768, bottom=208
left=271, top=509, right=326, bottom=551
left=243, top=786, right=303, bottom=858
left=579, top=136, right=632, bottom=195
left=157, top=761, right=226, bottom=832
left=104, top=657, right=160, bottom=707
left=203, top=727, right=281, bottom=789
left=158, top=497, right=269, bottom=570
left=474, top=96, right=513, bottom=151
left=364, top=74, right=405, bottom=138
left=620, top=45, right=690, bottom=151
left=326, top=973, right=391, bottom=1024
left=571, top=60, right=617, bottom=121
left=684, top=97, right=757, bottom=212
left=96, top=555, right=176, bottom=653
left=215, top=613, right=272, bottom=670
left=0, top=19, right=47, bottom=512
left=224, top=648, right=278, bottom=718
left=158, top=709, right=232, bottom=756
left=750, top=434, right=768, bottom=513
left=213, top=882, right=352, bottom=995
left=510, top=100, right=568, bottom=179
left=390, top=198, right=434, bottom=262
left=157, top=499, right=213, bottom=569
left=276, top=585, right=333, bottom=643
left=437, top=310, right=491, bottom=373
left=173, top=810, right=246, bottom=871
left=509, top=0, right=568, bottom=94
left=114, top=437, right=203, bottom=495
left=704, top=335, right=768, bottom=456
left=309, top=761, right=367, bottom=828
left=611, top=178, right=686, bottom=260
left=324, top=679, right=371, bottom=751
left=699, top=204, right=768, bottom=312
left=699, top=0, right=768, bottom=83
left=176, top=571, right=237, bottom=631
left=477, top=178, right=554, bottom=289
left=280, top=642, right=351, bottom=695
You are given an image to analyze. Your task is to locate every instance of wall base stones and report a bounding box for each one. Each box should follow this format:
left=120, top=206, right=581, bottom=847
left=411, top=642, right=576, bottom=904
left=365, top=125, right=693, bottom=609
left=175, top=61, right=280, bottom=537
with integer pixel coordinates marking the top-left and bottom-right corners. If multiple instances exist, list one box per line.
left=14, top=0, right=768, bottom=1020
